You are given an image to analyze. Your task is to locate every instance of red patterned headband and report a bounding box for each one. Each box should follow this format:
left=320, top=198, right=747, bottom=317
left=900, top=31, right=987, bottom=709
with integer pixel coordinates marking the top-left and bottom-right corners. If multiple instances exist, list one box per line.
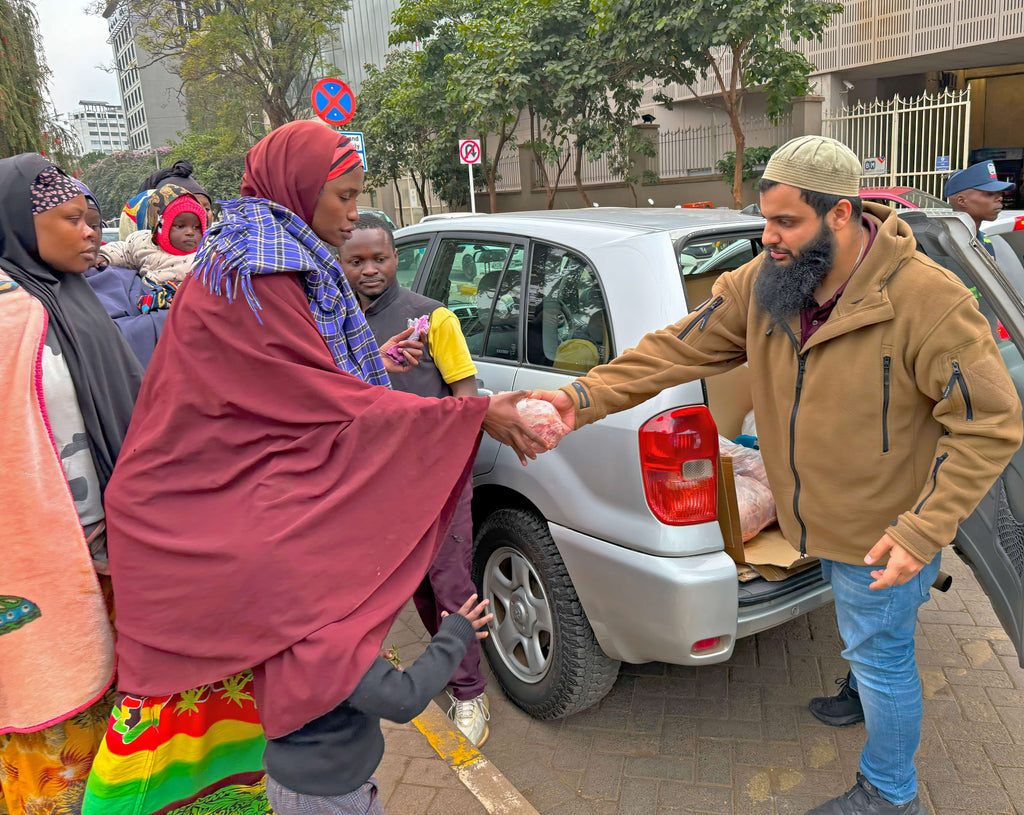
left=327, top=136, right=362, bottom=180
left=30, top=167, right=82, bottom=215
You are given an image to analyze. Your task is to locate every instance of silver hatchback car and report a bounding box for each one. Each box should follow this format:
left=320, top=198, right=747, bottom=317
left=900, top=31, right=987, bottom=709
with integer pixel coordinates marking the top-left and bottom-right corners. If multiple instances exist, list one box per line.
left=394, top=208, right=1024, bottom=719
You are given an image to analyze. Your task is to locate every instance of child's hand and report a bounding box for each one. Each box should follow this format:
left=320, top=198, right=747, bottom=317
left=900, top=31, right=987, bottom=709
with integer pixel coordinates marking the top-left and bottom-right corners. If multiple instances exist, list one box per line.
left=441, top=593, right=492, bottom=640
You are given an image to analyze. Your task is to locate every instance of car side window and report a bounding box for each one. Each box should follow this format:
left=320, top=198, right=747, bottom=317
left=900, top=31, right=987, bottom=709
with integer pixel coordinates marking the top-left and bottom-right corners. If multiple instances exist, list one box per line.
left=421, top=238, right=517, bottom=355
left=395, top=240, right=429, bottom=289
left=526, top=242, right=610, bottom=373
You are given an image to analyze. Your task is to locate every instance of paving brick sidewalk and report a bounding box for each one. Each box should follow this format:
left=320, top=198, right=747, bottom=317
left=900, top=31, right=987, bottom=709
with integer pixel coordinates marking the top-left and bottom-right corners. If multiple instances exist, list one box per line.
left=389, top=552, right=1024, bottom=814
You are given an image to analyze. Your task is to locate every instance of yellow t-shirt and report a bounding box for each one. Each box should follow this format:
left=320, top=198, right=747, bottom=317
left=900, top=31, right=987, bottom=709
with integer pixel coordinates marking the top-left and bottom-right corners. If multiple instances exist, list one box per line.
left=428, top=307, right=477, bottom=385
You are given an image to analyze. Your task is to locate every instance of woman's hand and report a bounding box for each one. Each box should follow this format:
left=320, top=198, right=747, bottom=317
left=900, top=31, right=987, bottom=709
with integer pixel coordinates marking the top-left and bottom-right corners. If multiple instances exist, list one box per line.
left=379, top=326, right=424, bottom=373
left=481, top=390, right=549, bottom=465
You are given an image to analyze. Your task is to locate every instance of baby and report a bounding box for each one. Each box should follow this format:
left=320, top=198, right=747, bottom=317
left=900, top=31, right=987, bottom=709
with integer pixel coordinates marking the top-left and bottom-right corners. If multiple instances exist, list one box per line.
left=100, top=183, right=208, bottom=286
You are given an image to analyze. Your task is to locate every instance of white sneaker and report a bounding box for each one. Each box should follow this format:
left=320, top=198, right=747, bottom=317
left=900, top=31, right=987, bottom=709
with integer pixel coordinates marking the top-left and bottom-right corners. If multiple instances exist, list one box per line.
left=446, top=691, right=490, bottom=747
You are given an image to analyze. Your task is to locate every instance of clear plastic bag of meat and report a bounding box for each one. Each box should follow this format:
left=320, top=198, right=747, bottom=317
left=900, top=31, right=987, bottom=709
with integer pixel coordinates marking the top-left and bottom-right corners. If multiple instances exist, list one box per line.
left=734, top=474, right=777, bottom=541
left=516, top=398, right=570, bottom=450
left=719, top=435, right=768, bottom=484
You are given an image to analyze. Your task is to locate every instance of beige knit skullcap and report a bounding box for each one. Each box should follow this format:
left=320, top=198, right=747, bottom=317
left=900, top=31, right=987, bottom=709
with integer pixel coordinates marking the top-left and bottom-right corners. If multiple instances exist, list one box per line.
left=762, top=136, right=862, bottom=197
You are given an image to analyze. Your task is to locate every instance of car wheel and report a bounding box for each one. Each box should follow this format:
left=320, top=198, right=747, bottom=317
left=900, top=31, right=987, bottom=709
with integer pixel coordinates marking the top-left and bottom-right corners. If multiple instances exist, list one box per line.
left=473, top=508, right=620, bottom=719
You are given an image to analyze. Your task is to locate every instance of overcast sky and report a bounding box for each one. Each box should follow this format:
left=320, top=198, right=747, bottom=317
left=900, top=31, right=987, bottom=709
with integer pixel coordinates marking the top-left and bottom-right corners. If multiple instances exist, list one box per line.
left=34, top=0, right=120, bottom=115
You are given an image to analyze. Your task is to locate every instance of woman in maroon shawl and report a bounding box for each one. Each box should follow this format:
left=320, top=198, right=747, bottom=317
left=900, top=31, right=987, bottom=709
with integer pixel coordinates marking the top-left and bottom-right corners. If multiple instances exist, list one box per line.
left=83, top=121, right=542, bottom=815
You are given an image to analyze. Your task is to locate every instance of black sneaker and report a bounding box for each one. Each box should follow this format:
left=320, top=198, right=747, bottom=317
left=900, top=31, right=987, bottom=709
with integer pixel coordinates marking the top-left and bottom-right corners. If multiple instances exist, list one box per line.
left=807, top=773, right=927, bottom=814
left=809, top=672, right=864, bottom=726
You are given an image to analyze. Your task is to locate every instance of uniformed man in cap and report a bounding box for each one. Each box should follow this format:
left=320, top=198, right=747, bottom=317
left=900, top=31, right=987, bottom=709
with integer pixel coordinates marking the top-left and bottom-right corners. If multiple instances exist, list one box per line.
left=944, top=160, right=1014, bottom=257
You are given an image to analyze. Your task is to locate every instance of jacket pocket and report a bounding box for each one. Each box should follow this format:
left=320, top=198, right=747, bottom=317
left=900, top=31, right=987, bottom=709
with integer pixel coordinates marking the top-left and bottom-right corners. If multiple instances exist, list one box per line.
left=914, top=452, right=949, bottom=514
left=677, top=296, right=724, bottom=341
left=881, top=347, right=893, bottom=453
left=942, top=360, right=974, bottom=421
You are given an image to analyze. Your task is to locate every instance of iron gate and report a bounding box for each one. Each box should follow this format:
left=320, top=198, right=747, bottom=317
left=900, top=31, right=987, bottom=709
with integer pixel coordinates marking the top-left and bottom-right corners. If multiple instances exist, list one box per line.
left=822, top=88, right=971, bottom=197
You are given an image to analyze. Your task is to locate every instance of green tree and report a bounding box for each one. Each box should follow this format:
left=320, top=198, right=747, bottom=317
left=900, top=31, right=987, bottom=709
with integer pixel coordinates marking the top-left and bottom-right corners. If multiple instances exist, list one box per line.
left=122, top=0, right=351, bottom=130
left=593, top=0, right=842, bottom=207
left=0, top=0, right=73, bottom=162
left=390, top=0, right=648, bottom=211
left=78, top=148, right=173, bottom=220
left=165, top=130, right=247, bottom=204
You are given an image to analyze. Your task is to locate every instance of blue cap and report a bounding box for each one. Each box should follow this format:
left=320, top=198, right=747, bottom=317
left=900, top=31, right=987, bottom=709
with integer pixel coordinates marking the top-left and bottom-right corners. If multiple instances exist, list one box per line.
left=944, top=161, right=1014, bottom=197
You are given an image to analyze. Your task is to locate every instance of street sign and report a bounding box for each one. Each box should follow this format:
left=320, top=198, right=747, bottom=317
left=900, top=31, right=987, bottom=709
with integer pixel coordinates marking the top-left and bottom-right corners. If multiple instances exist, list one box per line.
left=935, top=155, right=951, bottom=172
left=339, top=130, right=368, bottom=171
left=459, top=139, right=481, bottom=165
left=311, top=78, right=355, bottom=126
left=863, top=156, right=887, bottom=176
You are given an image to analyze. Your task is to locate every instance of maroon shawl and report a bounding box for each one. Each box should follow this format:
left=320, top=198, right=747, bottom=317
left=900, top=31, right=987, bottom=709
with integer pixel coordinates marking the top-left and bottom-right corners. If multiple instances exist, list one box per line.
left=105, top=271, right=488, bottom=738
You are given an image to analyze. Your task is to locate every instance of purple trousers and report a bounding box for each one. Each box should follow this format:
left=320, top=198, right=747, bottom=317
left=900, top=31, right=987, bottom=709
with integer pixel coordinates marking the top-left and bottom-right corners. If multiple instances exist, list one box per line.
left=412, top=478, right=486, bottom=700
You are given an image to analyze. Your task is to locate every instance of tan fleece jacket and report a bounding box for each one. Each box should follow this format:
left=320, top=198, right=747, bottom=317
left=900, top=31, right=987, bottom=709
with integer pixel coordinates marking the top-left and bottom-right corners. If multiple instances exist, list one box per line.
left=99, top=229, right=195, bottom=285
left=562, top=203, right=1022, bottom=565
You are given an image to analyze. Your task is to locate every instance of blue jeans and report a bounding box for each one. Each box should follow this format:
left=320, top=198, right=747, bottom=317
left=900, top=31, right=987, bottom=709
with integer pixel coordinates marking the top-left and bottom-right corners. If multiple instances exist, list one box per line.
left=821, top=554, right=941, bottom=805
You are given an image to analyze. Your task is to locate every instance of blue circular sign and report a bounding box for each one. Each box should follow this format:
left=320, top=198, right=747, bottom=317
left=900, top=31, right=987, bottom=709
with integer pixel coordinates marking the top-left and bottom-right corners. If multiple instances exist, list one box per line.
left=311, top=78, right=355, bottom=126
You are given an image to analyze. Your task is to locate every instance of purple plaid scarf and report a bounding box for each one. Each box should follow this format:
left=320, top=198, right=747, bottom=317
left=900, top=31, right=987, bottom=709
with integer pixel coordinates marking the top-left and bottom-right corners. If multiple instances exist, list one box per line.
left=191, top=197, right=390, bottom=387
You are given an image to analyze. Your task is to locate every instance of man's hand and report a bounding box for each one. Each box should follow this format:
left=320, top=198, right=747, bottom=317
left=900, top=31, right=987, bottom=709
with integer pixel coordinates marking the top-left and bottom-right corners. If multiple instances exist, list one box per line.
left=528, top=388, right=577, bottom=432
left=380, top=326, right=424, bottom=373
left=481, top=390, right=548, bottom=465
left=864, top=533, right=927, bottom=589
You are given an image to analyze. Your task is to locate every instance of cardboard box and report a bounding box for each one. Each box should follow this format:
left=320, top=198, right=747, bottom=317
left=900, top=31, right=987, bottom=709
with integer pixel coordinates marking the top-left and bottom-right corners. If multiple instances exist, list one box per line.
left=717, top=456, right=818, bottom=581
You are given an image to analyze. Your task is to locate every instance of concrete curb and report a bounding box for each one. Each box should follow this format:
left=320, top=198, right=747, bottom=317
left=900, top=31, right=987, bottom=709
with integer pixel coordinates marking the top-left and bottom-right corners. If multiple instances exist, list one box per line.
left=412, top=701, right=540, bottom=815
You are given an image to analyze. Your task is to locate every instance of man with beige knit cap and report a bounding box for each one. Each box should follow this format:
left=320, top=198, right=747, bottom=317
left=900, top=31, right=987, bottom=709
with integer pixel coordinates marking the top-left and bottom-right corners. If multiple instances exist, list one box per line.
left=531, top=135, right=1022, bottom=814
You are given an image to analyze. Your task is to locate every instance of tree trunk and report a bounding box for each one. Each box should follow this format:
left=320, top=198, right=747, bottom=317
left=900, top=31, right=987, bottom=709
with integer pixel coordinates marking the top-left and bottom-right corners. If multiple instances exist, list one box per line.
left=393, top=178, right=405, bottom=228
left=410, top=170, right=430, bottom=218
left=730, top=116, right=746, bottom=210
left=573, top=145, right=592, bottom=208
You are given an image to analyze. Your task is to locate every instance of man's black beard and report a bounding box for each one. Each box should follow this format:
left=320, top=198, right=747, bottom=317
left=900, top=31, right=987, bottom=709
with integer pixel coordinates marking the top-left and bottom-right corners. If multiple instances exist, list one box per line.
left=753, top=221, right=837, bottom=326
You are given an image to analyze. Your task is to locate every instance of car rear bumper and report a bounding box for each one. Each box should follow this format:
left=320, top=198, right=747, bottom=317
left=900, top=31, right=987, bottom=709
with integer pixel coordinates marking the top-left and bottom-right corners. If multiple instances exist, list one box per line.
left=549, top=522, right=834, bottom=665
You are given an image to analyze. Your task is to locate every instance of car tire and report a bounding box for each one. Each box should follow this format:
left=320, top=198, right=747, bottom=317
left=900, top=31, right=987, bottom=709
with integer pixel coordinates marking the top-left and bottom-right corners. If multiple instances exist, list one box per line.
left=473, top=508, right=620, bottom=719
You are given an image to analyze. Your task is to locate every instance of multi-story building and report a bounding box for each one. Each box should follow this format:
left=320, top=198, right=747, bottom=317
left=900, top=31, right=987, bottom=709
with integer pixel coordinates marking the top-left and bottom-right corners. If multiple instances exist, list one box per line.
left=103, top=0, right=188, bottom=151
left=60, top=100, right=130, bottom=155
left=321, top=0, right=402, bottom=96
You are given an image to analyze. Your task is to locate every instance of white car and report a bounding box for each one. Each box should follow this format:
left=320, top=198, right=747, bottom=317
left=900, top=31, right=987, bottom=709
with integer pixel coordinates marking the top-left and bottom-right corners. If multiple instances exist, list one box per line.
left=394, top=208, right=1024, bottom=718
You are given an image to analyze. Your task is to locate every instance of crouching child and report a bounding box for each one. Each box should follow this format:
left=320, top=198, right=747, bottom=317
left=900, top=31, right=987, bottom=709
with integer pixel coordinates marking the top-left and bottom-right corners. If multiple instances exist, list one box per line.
left=262, top=594, right=492, bottom=815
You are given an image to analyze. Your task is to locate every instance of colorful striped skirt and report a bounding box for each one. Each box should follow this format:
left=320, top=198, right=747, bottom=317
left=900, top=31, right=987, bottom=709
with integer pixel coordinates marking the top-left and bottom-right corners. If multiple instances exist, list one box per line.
left=82, top=672, right=269, bottom=815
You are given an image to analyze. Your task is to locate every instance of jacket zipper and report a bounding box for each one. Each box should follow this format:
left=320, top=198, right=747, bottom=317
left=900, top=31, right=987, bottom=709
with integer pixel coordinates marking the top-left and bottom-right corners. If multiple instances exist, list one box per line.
left=677, top=296, right=724, bottom=341
left=914, top=452, right=949, bottom=514
left=942, top=361, right=973, bottom=421
left=882, top=355, right=891, bottom=453
left=790, top=352, right=810, bottom=555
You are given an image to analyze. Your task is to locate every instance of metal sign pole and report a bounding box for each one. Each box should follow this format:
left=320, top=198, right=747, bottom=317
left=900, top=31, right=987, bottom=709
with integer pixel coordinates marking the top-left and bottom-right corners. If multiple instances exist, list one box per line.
left=469, top=162, right=476, bottom=213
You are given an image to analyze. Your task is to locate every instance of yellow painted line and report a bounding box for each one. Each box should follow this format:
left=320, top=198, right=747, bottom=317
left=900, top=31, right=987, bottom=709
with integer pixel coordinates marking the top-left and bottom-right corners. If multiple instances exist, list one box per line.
left=413, top=701, right=540, bottom=815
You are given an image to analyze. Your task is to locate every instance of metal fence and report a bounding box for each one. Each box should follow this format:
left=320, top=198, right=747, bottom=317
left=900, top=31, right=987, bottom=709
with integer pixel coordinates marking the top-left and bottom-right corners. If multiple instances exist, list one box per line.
left=493, top=143, right=522, bottom=193
left=658, top=116, right=793, bottom=179
left=822, top=88, right=971, bottom=196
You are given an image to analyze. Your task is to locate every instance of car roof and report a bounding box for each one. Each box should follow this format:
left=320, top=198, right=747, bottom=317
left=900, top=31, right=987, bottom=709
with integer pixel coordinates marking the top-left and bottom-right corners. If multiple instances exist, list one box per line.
left=397, top=207, right=763, bottom=247
left=860, top=187, right=915, bottom=195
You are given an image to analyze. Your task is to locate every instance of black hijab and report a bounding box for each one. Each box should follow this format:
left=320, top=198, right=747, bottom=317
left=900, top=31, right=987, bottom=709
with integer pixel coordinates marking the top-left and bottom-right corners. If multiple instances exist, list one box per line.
left=0, top=153, right=142, bottom=491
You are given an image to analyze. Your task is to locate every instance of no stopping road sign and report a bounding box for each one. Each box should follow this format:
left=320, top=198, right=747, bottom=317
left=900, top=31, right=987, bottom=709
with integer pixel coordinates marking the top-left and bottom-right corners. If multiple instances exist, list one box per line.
left=311, top=78, right=356, bottom=126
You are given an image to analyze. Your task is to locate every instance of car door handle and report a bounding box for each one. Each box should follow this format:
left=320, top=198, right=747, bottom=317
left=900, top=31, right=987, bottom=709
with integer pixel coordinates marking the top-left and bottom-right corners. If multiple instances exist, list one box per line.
left=476, top=379, right=493, bottom=397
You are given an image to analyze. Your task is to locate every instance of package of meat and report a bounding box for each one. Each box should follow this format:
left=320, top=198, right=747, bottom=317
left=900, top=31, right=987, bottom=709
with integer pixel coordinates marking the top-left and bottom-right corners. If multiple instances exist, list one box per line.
left=516, top=398, right=570, bottom=449
left=734, top=474, right=777, bottom=542
left=407, top=314, right=430, bottom=340
left=719, top=435, right=768, bottom=484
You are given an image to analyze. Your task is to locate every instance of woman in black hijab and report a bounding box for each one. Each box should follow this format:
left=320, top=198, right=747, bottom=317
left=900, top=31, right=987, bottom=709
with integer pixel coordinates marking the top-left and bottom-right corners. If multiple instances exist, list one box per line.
left=0, top=153, right=142, bottom=815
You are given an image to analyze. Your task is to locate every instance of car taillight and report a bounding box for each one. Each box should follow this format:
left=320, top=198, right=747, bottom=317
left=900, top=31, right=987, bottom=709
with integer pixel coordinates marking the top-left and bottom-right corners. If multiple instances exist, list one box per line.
left=691, top=637, right=721, bottom=654
left=1014, top=215, right=1024, bottom=232
left=639, top=406, right=719, bottom=525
